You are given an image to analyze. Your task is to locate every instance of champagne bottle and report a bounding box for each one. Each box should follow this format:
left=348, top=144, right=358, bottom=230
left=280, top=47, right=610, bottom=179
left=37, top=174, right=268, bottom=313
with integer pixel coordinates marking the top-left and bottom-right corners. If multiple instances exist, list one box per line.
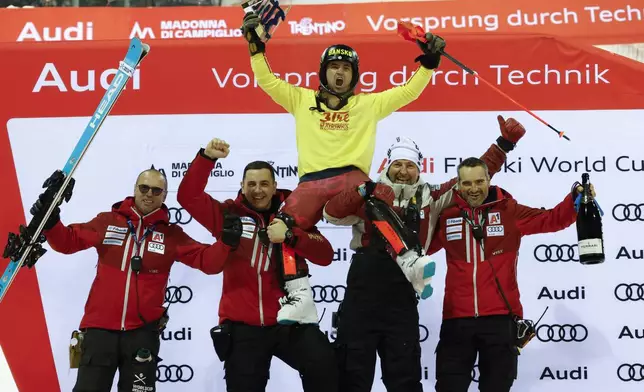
left=576, top=173, right=604, bottom=265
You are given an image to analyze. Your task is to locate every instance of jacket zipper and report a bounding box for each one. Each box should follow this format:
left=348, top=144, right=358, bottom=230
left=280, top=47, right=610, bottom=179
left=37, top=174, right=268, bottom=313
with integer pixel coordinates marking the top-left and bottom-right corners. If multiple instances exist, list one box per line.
left=121, top=216, right=141, bottom=330
left=256, top=214, right=266, bottom=326
left=470, top=208, right=479, bottom=317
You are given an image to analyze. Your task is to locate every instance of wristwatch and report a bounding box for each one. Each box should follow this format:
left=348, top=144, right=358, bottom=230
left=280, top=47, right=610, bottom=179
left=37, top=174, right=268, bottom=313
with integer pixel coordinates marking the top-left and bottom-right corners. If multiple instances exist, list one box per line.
left=284, top=229, right=297, bottom=247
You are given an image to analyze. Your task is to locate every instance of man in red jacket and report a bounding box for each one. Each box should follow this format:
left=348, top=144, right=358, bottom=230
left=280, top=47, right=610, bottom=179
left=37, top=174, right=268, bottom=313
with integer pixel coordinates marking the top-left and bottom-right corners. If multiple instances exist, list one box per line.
left=177, top=138, right=338, bottom=392
left=30, top=168, right=231, bottom=392
left=430, top=157, right=595, bottom=392
left=322, top=115, right=525, bottom=392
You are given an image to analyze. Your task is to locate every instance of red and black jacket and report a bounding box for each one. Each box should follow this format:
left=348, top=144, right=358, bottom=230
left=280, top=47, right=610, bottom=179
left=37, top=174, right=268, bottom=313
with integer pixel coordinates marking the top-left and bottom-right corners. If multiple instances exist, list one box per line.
left=45, top=197, right=228, bottom=331
left=431, top=186, right=577, bottom=320
left=177, top=152, right=334, bottom=326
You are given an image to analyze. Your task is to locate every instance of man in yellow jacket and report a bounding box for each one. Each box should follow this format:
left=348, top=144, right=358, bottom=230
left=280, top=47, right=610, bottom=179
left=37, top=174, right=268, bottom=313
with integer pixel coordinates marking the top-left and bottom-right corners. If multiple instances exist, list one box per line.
left=242, top=12, right=445, bottom=325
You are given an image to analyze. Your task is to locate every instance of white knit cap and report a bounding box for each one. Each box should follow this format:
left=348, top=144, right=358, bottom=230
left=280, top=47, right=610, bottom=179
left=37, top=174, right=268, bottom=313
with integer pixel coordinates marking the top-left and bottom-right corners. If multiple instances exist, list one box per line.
left=386, top=136, right=423, bottom=171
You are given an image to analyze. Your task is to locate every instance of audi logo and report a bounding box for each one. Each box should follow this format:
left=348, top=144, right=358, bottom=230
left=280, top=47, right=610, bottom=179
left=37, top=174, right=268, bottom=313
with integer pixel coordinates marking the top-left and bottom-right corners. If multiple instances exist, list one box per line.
left=471, top=364, right=479, bottom=383
left=312, top=285, right=345, bottom=303
left=536, top=324, right=588, bottom=342
left=165, top=286, right=193, bottom=304
left=617, top=364, right=644, bottom=382
left=534, top=244, right=578, bottom=262
left=157, top=364, right=194, bottom=383
left=612, top=204, right=644, bottom=222
left=419, top=324, right=428, bottom=343
left=614, top=283, right=644, bottom=302
left=168, top=207, right=193, bottom=225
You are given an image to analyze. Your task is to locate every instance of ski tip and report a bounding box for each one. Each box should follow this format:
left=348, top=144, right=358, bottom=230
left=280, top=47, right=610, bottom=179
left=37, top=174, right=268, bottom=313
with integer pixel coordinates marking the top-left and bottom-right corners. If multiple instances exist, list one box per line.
left=141, top=43, right=151, bottom=55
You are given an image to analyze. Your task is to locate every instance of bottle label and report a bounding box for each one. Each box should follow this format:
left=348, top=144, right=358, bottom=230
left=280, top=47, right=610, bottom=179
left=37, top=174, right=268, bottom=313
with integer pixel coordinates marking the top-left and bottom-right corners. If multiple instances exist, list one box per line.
left=579, top=239, right=603, bottom=255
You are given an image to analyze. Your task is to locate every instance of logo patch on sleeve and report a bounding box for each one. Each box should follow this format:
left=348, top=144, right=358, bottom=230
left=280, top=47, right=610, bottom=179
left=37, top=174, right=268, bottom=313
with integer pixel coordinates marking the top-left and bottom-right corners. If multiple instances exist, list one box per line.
left=446, top=217, right=463, bottom=226
left=446, top=233, right=462, bottom=241
left=103, top=239, right=123, bottom=246
left=107, top=225, right=128, bottom=234
left=104, top=232, right=126, bottom=240
left=446, top=225, right=462, bottom=234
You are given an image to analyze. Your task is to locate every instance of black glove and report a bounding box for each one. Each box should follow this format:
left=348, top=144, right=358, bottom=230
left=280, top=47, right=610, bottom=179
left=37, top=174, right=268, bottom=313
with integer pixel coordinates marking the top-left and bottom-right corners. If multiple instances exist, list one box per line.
left=241, top=12, right=266, bottom=56
left=30, top=193, right=61, bottom=231
left=221, top=213, right=242, bottom=249
left=357, top=180, right=378, bottom=200
left=415, top=33, right=446, bottom=69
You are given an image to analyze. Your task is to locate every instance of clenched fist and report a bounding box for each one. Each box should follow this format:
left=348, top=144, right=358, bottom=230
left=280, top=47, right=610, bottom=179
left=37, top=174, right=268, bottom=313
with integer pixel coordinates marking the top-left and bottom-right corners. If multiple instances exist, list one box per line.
left=204, top=138, right=230, bottom=160
left=267, top=218, right=287, bottom=243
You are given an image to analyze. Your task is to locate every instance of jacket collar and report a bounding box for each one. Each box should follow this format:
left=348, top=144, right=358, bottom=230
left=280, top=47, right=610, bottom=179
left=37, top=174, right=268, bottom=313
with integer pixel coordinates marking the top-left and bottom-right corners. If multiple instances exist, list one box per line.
left=453, top=186, right=511, bottom=211
left=233, top=188, right=291, bottom=216
left=377, top=169, right=425, bottom=205
left=112, top=197, right=169, bottom=226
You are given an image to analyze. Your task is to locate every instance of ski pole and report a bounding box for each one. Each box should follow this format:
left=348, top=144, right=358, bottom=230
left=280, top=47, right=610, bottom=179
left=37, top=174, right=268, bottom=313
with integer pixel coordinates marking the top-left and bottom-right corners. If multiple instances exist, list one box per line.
left=397, top=21, right=570, bottom=141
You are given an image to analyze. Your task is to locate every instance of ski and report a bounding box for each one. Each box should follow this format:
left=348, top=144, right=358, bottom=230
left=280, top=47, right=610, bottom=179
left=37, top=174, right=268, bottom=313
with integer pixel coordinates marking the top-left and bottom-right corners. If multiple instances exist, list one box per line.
left=0, top=37, right=150, bottom=304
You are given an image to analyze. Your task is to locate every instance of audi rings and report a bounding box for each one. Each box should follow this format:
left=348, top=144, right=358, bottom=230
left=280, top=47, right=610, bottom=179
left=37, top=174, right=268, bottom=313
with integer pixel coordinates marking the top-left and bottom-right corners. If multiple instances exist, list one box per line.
left=617, top=364, right=644, bottom=382
left=165, top=286, right=193, bottom=304
left=612, top=204, right=644, bottom=222
left=168, top=207, right=193, bottom=225
left=536, top=324, right=588, bottom=342
left=312, top=285, right=345, bottom=303
left=157, top=364, right=194, bottom=383
left=534, top=244, right=578, bottom=262
left=471, top=364, right=479, bottom=383
left=419, top=324, right=429, bottom=343
left=615, top=283, right=644, bottom=302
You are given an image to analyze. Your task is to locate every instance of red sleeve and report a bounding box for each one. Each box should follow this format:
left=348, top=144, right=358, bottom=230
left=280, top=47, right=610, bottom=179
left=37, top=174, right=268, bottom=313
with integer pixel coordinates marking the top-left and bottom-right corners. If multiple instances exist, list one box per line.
left=44, top=215, right=104, bottom=255
left=291, top=226, right=334, bottom=266
left=426, top=220, right=444, bottom=256
left=177, top=150, right=227, bottom=236
left=429, top=143, right=506, bottom=201
left=323, top=185, right=365, bottom=220
left=480, top=143, right=507, bottom=180
left=515, top=193, right=577, bottom=236
left=173, top=227, right=232, bottom=275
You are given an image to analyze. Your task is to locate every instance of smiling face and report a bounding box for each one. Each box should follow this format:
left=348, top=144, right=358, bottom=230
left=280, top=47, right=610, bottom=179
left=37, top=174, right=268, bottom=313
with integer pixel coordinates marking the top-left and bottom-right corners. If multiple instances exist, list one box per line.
left=325, top=60, right=353, bottom=94
left=387, top=159, right=420, bottom=185
left=241, top=168, right=277, bottom=211
left=134, top=170, right=167, bottom=215
left=457, top=165, right=490, bottom=208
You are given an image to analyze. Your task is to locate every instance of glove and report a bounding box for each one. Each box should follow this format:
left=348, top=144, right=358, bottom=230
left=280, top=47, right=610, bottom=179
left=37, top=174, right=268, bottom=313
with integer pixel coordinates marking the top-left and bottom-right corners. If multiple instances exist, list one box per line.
left=221, top=213, right=242, bottom=249
left=357, top=181, right=395, bottom=205
left=357, top=181, right=378, bottom=199
left=241, top=12, right=265, bottom=56
left=496, top=115, right=526, bottom=153
left=415, top=33, right=446, bottom=69
left=30, top=193, right=61, bottom=231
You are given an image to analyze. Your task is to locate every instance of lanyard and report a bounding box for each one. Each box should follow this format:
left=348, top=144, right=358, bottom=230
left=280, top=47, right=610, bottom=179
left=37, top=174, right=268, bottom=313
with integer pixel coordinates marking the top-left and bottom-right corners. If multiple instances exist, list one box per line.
left=460, top=208, right=488, bottom=242
left=126, top=220, right=155, bottom=254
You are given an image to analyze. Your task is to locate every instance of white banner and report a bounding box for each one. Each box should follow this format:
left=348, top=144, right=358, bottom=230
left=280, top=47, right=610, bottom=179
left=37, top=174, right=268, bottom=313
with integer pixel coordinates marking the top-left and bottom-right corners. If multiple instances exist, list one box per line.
left=7, top=109, right=644, bottom=391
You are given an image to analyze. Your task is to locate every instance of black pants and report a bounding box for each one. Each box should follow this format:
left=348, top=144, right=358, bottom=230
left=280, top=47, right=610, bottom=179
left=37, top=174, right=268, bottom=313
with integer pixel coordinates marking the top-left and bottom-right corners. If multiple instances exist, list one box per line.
left=335, top=249, right=422, bottom=392
left=435, top=315, right=518, bottom=392
left=222, top=322, right=338, bottom=392
left=73, top=326, right=161, bottom=392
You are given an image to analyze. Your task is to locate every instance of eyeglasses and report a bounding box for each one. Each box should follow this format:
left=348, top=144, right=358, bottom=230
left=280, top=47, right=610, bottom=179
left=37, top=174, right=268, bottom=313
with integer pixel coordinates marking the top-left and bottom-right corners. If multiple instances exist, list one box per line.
left=137, top=184, right=164, bottom=196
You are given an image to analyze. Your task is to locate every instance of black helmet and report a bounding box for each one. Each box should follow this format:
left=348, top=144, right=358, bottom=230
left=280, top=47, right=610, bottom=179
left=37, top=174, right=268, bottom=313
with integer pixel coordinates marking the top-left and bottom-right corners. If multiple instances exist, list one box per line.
left=319, top=44, right=360, bottom=98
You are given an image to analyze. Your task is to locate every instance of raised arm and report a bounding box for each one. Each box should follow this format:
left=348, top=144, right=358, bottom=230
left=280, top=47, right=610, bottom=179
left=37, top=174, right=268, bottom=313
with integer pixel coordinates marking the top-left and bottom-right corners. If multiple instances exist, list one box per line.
left=44, top=214, right=104, bottom=255
left=251, top=54, right=306, bottom=114
left=177, top=139, right=231, bottom=236
left=515, top=191, right=578, bottom=237
left=370, top=33, right=446, bottom=120
left=242, top=12, right=305, bottom=114
left=429, top=115, right=526, bottom=200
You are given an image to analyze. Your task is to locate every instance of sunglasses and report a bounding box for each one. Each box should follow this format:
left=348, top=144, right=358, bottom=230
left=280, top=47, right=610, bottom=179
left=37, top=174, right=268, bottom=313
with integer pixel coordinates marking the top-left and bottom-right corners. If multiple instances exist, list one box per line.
left=137, top=184, right=165, bottom=196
